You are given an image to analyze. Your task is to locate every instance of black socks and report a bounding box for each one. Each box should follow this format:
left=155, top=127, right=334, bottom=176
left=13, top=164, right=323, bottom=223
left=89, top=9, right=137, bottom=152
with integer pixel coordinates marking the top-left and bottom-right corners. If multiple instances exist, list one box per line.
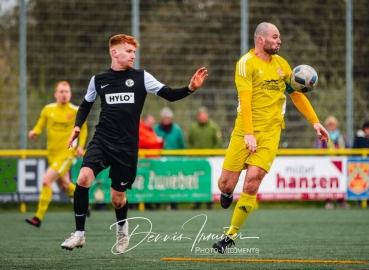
left=115, top=200, right=129, bottom=227
left=74, top=184, right=89, bottom=231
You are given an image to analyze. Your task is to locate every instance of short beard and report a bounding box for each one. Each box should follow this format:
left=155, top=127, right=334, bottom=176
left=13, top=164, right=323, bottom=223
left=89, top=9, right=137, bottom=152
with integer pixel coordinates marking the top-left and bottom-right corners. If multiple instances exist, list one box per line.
left=264, top=47, right=279, bottom=55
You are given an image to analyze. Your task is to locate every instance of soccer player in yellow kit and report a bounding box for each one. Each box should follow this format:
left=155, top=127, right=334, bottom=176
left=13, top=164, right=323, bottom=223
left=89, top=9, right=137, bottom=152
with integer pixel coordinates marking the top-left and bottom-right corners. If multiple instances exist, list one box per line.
left=26, top=81, right=88, bottom=228
left=212, top=22, right=330, bottom=253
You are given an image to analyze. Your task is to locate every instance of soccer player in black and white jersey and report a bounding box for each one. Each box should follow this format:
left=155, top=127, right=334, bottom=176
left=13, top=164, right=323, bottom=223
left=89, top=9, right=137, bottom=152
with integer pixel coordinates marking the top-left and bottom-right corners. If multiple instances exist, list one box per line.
left=61, top=34, right=208, bottom=253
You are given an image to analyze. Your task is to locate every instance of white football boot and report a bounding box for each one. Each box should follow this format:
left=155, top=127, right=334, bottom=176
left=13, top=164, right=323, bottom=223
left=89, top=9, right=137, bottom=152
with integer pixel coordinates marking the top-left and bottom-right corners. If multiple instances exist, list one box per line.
left=61, top=232, right=85, bottom=251
left=116, top=222, right=129, bottom=254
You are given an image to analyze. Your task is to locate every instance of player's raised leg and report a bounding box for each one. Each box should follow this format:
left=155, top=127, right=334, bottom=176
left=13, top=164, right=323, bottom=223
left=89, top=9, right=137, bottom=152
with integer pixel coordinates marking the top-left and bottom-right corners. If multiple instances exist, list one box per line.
left=218, top=169, right=240, bottom=209
left=61, top=167, right=94, bottom=250
left=217, top=133, right=247, bottom=210
left=213, top=166, right=264, bottom=253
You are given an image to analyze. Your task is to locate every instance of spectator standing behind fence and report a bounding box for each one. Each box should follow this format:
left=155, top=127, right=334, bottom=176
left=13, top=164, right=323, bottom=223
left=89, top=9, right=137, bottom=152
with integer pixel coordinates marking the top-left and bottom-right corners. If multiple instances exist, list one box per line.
left=315, top=116, right=349, bottom=209
left=352, top=121, right=369, bottom=149
left=139, top=114, right=164, bottom=156
left=155, top=107, right=185, bottom=210
left=139, top=114, right=164, bottom=210
left=352, top=120, right=369, bottom=208
left=188, top=106, right=222, bottom=210
left=155, top=107, right=185, bottom=150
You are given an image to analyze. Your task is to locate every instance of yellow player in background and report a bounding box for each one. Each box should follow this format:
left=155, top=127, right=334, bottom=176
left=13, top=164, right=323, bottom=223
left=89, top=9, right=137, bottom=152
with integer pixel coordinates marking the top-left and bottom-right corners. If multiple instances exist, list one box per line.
left=212, top=22, right=330, bottom=253
left=26, top=81, right=88, bottom=228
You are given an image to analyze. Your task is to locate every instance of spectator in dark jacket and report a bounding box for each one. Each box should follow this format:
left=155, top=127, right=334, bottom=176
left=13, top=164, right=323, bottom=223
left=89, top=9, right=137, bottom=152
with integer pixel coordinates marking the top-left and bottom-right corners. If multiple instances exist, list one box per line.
left=352, top=121, right=369, bottom=149
left=352, top=120, right=369, bottom=208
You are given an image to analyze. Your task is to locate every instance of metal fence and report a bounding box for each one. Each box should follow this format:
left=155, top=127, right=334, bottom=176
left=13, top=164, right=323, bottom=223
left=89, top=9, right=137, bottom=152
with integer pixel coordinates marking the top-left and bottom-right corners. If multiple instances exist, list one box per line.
left=0, top=0, right=368, bottom=150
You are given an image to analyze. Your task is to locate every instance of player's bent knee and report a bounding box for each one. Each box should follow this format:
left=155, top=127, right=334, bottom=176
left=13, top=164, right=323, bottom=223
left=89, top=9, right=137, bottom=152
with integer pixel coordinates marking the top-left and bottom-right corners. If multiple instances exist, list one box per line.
left=219, top=180, right=234, bottom=193
left=77, top=177, right=91, bottom=188
left=42, top=181, right=53, bottom=187
left=112, top=202, right=123, bottom=209
left=76, top=168, right=95, bottom=188
left=111, top=195, right=126, bottom=209
left=42, top=176, right=56, bottom=187
left=111, top=199, right=124, bottom=209
left=244, top=182, right=260, bottom=195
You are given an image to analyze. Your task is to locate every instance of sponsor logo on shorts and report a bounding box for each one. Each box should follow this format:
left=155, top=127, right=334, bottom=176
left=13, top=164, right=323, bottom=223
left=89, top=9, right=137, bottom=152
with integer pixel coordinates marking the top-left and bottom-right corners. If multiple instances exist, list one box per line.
left=106, top=93, right=134, bottom=104
left=121, top=182, right=129, bottom=186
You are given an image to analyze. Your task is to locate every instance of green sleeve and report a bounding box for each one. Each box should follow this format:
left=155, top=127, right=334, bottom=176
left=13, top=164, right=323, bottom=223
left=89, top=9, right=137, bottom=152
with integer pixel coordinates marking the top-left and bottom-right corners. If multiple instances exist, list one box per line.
left=285, top=82, right=295, bottom=94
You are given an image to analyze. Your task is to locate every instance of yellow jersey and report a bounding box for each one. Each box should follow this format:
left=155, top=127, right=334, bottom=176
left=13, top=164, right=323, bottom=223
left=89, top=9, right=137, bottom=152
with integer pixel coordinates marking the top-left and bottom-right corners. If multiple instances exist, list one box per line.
left=235, top=49, right=292, bottom=132
left=32, top=102, right=88, bottom=155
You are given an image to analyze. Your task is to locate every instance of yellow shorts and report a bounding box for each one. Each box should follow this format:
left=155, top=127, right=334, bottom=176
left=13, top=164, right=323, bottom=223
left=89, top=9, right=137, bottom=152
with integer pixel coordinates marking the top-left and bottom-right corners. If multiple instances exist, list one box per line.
left=48, top=151, right=74, bottom=177
left=222, top=129, right=281, bottom=173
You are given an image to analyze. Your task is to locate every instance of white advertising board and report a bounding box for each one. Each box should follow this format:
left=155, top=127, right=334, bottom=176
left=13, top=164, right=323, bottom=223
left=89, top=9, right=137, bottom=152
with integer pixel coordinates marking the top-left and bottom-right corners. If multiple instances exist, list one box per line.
left=209, top=156, right=347, bottom=201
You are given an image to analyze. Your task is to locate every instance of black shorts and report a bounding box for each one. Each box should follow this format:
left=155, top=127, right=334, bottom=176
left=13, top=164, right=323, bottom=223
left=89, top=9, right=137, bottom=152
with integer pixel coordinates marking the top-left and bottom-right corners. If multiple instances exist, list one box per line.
left=82, top=139, right=138, bottom=192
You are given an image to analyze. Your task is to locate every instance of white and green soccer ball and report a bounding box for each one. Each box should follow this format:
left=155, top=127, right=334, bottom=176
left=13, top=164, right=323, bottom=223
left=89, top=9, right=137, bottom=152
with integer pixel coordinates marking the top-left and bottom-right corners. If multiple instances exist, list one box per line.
left=291, top=65, right=318, bottom=93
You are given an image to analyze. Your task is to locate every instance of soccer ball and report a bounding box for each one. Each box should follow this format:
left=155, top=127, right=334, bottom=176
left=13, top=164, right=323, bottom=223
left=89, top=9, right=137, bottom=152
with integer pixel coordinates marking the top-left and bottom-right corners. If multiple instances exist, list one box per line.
left=291, top=65, right=318, bottom=93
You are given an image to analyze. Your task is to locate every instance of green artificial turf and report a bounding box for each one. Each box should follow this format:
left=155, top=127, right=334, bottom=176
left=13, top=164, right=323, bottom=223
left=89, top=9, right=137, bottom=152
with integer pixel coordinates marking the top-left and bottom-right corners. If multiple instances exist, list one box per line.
left=0, top=209, right=368, bottom=269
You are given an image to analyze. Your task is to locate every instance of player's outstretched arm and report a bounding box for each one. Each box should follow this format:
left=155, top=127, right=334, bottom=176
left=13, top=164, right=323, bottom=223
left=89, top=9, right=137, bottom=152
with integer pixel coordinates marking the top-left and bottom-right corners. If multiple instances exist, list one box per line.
left=156, top=67, right=208, bottom=102
left=289, top=92, right=329, bottom=141
left=289, top=92, right=320, bottom=125
left=188, top=67, right=208, bottom=91
left=313, top=122, right=330, bottom=142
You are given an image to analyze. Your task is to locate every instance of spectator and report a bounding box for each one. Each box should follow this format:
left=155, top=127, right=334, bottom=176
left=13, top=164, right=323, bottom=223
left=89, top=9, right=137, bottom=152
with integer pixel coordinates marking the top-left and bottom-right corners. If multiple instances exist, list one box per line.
left=352, top=121, right=369, bottom=149
left=155, top=107, right=185, bottom=210
left=139, top=114, right=164, bottom=210
left=139, top=114, right=164, bottom=156
left=188, top=106, right=222, bottom=210
left=315, top=116, right=349, bottom=209
left=352, top=120, right=369, bottom=208
left=155, top=107, right=185, bottom=150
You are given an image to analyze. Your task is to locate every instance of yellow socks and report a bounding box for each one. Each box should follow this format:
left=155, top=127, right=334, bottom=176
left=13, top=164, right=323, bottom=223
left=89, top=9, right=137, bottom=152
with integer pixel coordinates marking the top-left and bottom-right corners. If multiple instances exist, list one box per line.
left=35, top=186, right=52, bottom=221
left=225, top=192, right=257, bottom=238
left=66, top=182, right=76, bottom=198
left=34, top=183, right=75, bottom=221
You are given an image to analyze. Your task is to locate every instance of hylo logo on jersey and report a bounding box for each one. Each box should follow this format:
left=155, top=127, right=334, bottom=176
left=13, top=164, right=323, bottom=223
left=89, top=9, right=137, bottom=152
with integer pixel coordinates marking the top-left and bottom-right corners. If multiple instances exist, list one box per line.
left=106, top=93, right=135, bottom=104
left=125, top=79, right=134, bottom=87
